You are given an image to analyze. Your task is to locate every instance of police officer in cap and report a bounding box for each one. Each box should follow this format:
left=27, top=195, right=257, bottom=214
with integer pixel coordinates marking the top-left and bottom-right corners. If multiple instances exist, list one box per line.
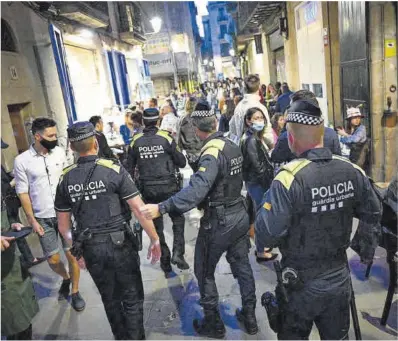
left=141, top=101, right=258, bottom=338
left=255, top=99, right=382, bottom=339
left=127, top=107, right=188, bottom=275
left=55, top=121, right=161, bottom=340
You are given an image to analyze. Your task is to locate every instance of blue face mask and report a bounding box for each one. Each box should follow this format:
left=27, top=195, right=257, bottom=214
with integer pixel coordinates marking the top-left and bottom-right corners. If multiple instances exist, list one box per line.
left=252, top=121, right=265, bottom=132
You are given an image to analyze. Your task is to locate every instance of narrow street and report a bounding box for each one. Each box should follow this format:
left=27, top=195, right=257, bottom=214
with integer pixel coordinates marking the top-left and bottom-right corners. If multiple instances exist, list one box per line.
left=26, top=166, right=397, bottom=340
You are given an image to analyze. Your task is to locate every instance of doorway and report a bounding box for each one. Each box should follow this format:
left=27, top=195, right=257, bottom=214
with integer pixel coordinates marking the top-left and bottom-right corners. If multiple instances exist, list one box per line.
left=7, top=103, right=29, bottom=154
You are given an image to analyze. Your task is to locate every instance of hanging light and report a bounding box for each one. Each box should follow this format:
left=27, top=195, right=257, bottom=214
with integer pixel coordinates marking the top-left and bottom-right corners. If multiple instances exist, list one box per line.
left=79, top=28, right=93, bottom=39
left=150, top=17, right=162, bottom=33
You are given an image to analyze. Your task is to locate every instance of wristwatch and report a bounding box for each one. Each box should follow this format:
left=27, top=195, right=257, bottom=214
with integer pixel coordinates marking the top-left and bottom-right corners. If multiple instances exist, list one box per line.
left=159, top=203, right=167, bottom=216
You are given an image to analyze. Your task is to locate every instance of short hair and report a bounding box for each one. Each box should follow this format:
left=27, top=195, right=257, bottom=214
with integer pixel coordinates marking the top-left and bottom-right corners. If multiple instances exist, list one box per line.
left=143, top=119, right=157, bottom=127
left=31, top=117, right=56, bottom=135
left=290, top=90, right=319, bottom=106
left=244, top=74, right=260, bottom=94
left=282, top=83, right=290, bottom=93
left=149, top=98, right=158, bottom=107
left=70, top=136, right=95, bottom=153
left=89, top=116, right=102, bottom=127
left=131, top=111, right=143, bottom=125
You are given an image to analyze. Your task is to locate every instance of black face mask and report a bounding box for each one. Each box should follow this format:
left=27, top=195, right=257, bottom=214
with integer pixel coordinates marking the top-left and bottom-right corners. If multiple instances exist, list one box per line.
left=40, top=138, right=58, bottom=150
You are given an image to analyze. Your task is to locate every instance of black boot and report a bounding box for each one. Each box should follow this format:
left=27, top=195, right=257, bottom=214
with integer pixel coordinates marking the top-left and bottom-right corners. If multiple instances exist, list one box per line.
left=193, top=310, right=226, bottom=339
left=58, top=278, right=71, bottom=300
left=236, top=307, right=258, bottom=335
left=171, top=253, right=189, bottom=270
left=161, top=262, right=173, bottom=278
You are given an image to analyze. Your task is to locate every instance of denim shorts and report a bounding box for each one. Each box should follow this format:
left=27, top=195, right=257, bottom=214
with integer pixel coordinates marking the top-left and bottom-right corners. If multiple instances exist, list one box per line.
left=35, top=217, right=70, bottom=258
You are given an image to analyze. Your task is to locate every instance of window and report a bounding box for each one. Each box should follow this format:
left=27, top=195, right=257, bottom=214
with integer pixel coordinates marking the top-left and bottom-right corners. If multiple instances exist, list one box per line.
left=219, top=25, right=227, bottom=39
left=1, top=19, right=17, bottom=52
left=220, top=43, right=230, bottom=57
left=313, top=84, right=323, bottom=98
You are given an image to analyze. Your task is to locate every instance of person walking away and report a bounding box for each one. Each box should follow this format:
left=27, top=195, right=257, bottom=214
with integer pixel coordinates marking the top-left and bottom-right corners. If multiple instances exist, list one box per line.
left=1, top=192, right=39, bottom=340
left=218, top=98, right=235, bottom=133
left=337, top=106, right=368, bottom=170
left=271, top=113, right=285, bottom=145
left=271, top=90, right=341, bottom=166
left=255, top=99, right=381, bottom=340
left=160, top=105, right=179, bottom=139
left=55, top=122, right=161, bottom=340
left=240, top=108, right=277, bottom=262
left=140, top=101, right=258, bottom=338
left=178, top=101, right=203, bottom=172
left=229, top=74, right=273, bottom=148
left=1, top=139, right=45, bottom=268
left=89, top=116, right=117, bottom=161
left=274, top=83, right=293, bottom=114
left=127, top=108, right=189, bottom=275
left=14, top=117, right=85, bottom=311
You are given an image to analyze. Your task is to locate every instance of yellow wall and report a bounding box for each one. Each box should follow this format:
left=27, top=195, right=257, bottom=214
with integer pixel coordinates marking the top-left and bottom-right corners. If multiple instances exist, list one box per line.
left=246, top=34, right=272, bottom=86
left=284, top=1, right=300, bottom=91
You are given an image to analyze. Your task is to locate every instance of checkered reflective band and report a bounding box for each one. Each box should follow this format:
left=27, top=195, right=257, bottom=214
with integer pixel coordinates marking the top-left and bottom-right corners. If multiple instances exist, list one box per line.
left=286, top=112, right=324, bottom=126
left=69, top=131, right=95, bottom=142
left=143, top=114, right=159, bottom=120
left=191, top=110, right=215, bottom=118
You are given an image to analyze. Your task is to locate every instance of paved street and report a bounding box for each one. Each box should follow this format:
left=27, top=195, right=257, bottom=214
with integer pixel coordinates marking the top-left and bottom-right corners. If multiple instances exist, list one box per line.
left=26, top=167, right=397, bottom=340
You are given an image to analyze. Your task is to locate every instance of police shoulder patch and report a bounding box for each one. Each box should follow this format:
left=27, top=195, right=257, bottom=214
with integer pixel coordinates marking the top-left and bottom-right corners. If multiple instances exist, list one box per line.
left=62, top=164, right=77, bottom=175
left=96, top=159, right=120, bottom=173
left=332, top=155, right=366, bottom=176
left=274, top=170, right=295, bottom=191
left=202, top=147, right=219, bottom=159
left=156, top=130, right=173, bottom=144
left=200, top=138, right=226, bottom=154
left=130, top=133, right=144, bottom=148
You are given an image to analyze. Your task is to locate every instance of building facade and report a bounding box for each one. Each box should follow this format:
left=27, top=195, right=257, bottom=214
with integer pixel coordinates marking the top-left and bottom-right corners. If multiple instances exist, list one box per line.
left=231, top=1, right=397, bottom=182
left=1, top=1, right=151, bottom=171
left=140, top=1, right=201, bottom=96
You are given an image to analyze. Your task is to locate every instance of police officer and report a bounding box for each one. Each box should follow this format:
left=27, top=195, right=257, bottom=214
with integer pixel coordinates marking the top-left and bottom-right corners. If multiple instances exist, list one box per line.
left=55, top=122, right=161, bottom=340
left=127, top=107, right=188, bottom=275
left=255, top=99, right=382, bottom=340
left=140, top=101, right=258, bottom=338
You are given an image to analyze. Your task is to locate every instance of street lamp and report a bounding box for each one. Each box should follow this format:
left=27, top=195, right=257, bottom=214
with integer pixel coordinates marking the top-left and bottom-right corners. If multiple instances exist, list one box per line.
left=150, top=17, right=162, bottom=33
left=229, top=48, right=235, bottom=57
left=203, top=59, right=208, bottom=65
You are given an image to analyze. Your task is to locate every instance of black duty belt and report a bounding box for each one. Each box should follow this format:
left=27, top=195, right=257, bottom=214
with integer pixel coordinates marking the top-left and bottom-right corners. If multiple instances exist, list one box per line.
left=208, top=196, right=245, bottom=208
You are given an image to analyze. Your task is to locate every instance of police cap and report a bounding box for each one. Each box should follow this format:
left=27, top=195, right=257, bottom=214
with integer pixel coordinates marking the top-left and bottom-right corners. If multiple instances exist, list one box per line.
left=286, top=100, right=324, bottom=126
left=143, top=108, right=159, bottom=121
left=67, top=121, right=95, bottom=142
left=191, top=100, right=215, bottom=118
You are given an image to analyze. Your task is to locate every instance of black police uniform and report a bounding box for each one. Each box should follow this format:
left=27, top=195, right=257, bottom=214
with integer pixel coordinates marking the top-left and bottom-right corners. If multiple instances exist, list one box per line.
left=255, top=100, right=382, bottom=340
left=158, top=123, right=257, bottom=337
left=55, top=122, right=145, bottom=340
left=127, top=108, right=188, bottom=273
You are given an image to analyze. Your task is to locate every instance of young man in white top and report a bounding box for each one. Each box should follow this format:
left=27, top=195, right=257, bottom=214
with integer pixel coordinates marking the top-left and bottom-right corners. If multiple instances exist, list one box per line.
left=229, top=74, right=273, bottom=148
left=14, top=117, right=85, bottom=311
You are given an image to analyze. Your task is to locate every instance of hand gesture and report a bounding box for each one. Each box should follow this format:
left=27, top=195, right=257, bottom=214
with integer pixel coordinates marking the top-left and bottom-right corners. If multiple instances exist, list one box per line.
left=147, top=239, right=161, bottom=264
left=32, top=221, right=45, bottom=237
left=1, top=236, right=15, bottom=252
left=11, top=223, right=24, bottom=231
left=139, top=204, right=160, bottom=220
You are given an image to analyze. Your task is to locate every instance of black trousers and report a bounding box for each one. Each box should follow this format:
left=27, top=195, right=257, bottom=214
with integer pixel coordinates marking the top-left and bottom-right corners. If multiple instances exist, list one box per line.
left=278, top=265, right=351, bottom=340
left=194, top=203, right=256, bottom=312
left=83, top=233, right=145, bottom=340
left=153, top=212, right=185, bottom=268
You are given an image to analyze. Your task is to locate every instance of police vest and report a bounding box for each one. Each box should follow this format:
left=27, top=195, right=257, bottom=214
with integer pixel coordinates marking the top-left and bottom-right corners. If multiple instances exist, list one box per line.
left=131, top=129, right=176, bottom=183
left=200, top=136, right=243, bottom=204
left=275, top=156, right=365, bottom=273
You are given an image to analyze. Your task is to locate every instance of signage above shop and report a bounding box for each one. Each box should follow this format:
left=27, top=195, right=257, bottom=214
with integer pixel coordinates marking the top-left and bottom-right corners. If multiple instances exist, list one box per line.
left=145, top=52, right=174, bottom=75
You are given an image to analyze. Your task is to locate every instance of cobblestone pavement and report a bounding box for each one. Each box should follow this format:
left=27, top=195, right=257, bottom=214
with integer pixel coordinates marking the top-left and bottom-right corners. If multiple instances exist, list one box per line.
left=26, top=166, right=397, bottom=340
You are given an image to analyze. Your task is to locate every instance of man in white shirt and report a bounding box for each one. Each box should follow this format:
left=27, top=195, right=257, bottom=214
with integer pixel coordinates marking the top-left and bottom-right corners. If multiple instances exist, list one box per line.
left=160, top=105, right=178, bottom=138
left=229, top=74, right=273, bottom=147
left=14, top=118, right=85, bottom=311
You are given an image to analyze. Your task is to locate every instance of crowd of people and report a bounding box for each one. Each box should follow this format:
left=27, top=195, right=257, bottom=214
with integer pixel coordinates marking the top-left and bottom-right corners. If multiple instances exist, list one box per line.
left=1, top=73, right=382, bottom=340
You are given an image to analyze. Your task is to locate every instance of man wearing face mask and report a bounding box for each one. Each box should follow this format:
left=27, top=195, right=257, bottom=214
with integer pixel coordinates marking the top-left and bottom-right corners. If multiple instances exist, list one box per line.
left=14, top=117, right=86, bottom=311
left=140, top=101, right=258, bottom=338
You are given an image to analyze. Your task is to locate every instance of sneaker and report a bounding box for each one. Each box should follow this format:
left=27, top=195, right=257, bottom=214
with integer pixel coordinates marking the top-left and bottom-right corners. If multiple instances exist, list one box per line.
left=171, top=254, right=189, bottom=270
left=58, top=279, right=71, bottom=300
left=236, top=307, right=258, bottom=335
left=193, top=311, right=226, bottom=339
left=71, top=291, right=86, bottom=311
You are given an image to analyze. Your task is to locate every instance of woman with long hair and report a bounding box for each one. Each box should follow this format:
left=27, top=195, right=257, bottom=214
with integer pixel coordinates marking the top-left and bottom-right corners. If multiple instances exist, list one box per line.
left=271, top=112, right=285, bottom=145
left=218, top=98, right=235, bottom=133
left=240, top=107, right=277, bottom=262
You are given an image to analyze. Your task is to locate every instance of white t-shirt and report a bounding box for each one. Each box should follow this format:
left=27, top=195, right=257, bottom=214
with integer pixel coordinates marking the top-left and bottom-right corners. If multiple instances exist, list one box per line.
left=160, top=113, right=178, bottom=135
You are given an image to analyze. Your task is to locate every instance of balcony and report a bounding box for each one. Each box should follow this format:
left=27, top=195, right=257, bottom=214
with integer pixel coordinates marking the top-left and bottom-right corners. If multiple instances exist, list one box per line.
left=236, top=1, right=282, bottom=33
left=118, top=3, right=146, bottom=45
left=52, top=2, right=109, bottom=28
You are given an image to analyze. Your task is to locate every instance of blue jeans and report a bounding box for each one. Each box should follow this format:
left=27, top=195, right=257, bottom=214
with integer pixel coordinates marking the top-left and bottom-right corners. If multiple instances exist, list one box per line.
left=246, top=183, right=267, bottom=211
